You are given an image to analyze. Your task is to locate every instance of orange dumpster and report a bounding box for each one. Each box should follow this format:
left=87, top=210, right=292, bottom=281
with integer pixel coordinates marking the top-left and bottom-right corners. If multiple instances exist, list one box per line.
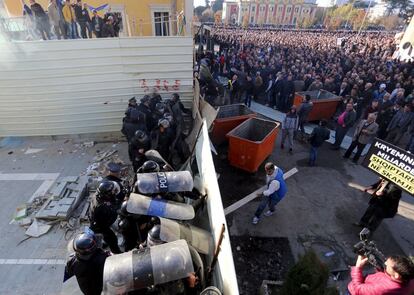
left=293, top=90, right=340, bottom=121
left=210, top=104, right=256, bottom=145
left=226, top=118, right=280, bottom=173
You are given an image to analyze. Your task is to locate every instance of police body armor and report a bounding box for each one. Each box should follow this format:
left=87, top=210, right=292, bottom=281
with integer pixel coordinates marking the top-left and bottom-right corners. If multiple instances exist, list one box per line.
left=126, top=193, right=195, bottom=220
left=102, top=239, right=194, bottom=294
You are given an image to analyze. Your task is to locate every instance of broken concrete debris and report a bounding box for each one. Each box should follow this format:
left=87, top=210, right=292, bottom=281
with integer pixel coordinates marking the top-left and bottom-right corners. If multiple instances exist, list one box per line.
left=36, top=176, right=88, bottom=220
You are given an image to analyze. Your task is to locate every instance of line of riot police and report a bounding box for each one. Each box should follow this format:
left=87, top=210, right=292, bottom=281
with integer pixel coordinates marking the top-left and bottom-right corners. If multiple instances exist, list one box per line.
left=122, top=92, right=191, bottom=173
left=64, top=93, right=221, bottom=295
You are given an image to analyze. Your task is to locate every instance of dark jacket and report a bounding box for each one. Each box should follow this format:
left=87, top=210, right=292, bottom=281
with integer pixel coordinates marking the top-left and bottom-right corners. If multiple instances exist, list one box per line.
left=73, top=4, right=83, bottom=21
left=280, top=80, right=295, bottom=99
left=101, top=22, right=115, bottom=37
left=30, top=3, right=47, bottom=18
left=310, top=126, right=330, bottom=147
left=387, top=109, right=414, bottom=132
left=341, top=110, right=357, bottom=128
left=368, top=180, right=402, bottom=218
left=297, top=101, right=313, bottom=123
left=91, top=15, right=103, bottom=33
left=80, top=8, right=91, bottom=23
left=64, top=249, right=109, bottom=295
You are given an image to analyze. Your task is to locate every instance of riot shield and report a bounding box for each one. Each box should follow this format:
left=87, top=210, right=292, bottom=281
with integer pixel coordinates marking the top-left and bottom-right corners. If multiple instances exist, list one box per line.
left=103, top=240, right=194, bottom=294
left=159, top=218, right=213, bottom=255
left=126, top=193, right=195, bottom=220
left=135, top=171, right=193, bottom=194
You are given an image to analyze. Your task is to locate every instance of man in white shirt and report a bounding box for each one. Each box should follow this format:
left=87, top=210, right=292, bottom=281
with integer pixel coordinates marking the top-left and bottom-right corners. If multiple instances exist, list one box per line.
left=252, top=162, right=287, bottom=225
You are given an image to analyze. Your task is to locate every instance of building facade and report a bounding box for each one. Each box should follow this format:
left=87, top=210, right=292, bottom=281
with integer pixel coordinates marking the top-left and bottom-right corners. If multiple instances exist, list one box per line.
left=222, top=0, right=318, bottom=26
left=2, top=0, right=192, bottom=37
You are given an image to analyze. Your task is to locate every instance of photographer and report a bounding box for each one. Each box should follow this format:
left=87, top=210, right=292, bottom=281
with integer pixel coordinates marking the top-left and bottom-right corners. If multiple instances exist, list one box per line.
left=348, top=255, right=414, bottom=294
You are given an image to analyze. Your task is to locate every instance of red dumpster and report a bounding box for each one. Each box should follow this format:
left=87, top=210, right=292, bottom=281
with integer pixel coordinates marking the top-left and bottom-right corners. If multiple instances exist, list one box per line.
left=293, top=90, right=340, bottom=121
left=226, top=118, right=280, bottom=173
left=210, top=104, right=256, bottom=145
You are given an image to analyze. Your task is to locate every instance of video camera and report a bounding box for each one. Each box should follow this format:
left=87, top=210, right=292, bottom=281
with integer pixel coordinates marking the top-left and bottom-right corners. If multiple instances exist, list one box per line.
left=353, top=228, right=386, bottom=271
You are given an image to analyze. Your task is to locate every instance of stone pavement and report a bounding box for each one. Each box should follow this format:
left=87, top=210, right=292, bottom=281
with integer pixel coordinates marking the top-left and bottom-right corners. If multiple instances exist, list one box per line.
left=0, top=134, right=128, bottom=295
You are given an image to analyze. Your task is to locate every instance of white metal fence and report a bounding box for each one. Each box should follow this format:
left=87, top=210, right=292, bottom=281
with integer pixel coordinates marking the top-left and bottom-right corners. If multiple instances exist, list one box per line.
left=0, top=37, right=193, bottom=136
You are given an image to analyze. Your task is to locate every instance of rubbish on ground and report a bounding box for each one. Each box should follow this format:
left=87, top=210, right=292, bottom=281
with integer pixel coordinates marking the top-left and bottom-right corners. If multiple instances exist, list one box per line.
left=8, top=151, right=13, bottom=155
left=93, top=149, right=117, bottom=162
left=17, top=217, right=32, bottom=226
left=82, top=141, right=94, bottom=148
left=25, top=219, right=53, bottom=237
left=24, top=148, right=44, bottom=155
left=14, top=205, right=27, bottom=220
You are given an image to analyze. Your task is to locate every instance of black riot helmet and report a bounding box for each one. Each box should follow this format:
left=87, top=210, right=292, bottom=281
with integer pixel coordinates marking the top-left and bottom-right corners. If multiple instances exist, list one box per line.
left=134, top=130, right=148, bottom=143
left=146, top=225, right=164, bottom=247
left=73, top=232, right=98, bottom=260
left=96, top=180, right=121, bottom=202
left=172, top=93, right=179, bottom=101
left=155, top=102, right=166, bottom=114
left=119, top=200, right=129, bottom=216
left=139, top=160, right=160, bottom=173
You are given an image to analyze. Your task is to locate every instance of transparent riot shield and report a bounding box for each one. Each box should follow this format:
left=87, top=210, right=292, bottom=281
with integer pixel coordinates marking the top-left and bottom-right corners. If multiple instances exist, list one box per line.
left=103, top=240, right=194, bottom=294
left=126, top=193, right=195, bottom=220
left=159, top=217, right=213, bottom=255
left=135, top=171, right=193, bottom=194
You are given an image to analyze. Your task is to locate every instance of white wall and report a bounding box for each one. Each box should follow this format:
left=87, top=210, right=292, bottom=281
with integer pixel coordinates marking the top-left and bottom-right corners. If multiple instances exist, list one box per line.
left=0, top=37, right=193, bottom=136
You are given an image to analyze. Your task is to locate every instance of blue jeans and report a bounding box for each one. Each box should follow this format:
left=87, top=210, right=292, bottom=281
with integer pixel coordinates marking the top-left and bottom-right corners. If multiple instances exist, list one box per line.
left=66, top=21, right=77, bottom=39
left=309, top=145, right=318, bottom=166
left=254, top=194, right=282, bottom=218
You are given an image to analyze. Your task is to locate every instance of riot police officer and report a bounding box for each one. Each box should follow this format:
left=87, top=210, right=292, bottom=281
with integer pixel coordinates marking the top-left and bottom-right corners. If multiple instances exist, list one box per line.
left=150, top=119, right=175, bottom=161
left=151, top=102, right=167, bottom=128
left=137, top=160, right=160, bottom=174
left=64, top=232, right=110, bottom=295
left=89, top=184, right=122, bottom=254
left=103, top=163, right=126, bottom=204
left=137, top=95, right=154, bottom=132
left=129, top=130, right=151, bottom=173
left=122, top=97, right=147, bottom=142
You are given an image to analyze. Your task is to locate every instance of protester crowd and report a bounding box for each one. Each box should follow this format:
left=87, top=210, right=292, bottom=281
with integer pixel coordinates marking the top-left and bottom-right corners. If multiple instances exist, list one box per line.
left=22, top=0, right=121, bottom=40
left=204, top=27, right=414, bottom=160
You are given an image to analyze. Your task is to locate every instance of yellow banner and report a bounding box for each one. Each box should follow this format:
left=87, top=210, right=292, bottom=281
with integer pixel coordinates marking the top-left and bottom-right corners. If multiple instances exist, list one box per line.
left=368, top=154, right=414, bottom=194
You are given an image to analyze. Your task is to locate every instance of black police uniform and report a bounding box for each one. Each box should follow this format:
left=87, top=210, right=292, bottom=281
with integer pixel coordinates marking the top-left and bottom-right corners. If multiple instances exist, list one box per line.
left=89, top=198, right=122, bottom=254
left=150, top=127, right=175, bottom=161
left=103, top=175, right=126, bottom=206
left=128, top=135, right=151, bottom=173
left=64, top=249, right=109, bottom=295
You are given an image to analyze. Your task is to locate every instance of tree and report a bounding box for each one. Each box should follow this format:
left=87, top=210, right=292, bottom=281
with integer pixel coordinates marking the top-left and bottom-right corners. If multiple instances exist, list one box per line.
left=375, top=15, right=403, bottom=30
left=384, top=0, right=414, bottom=20
left=212, top=0, right=224, bottom=12
left=281, top=251, right=338, bottom=295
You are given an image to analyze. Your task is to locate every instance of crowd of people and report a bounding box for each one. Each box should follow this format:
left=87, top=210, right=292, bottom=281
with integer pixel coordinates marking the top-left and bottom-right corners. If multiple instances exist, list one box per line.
left=201, top=27, right=414, bottom=161
left=22, top=0, right=121, bottom=40
left=200, top=26, right=414, bottom=294
left=63, top=92, right=217, bottom=295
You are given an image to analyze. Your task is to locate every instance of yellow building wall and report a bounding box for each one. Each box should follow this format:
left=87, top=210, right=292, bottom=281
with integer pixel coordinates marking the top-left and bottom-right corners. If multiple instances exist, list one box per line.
left=4, top=0, right=185, bottom=36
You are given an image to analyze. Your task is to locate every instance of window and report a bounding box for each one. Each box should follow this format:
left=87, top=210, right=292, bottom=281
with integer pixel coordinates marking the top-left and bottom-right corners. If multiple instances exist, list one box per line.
left=278, top=6, right=283, bottom=11
left=270, top=6, right=274, bottom=12
left=287, top=7, right=291, bottom=13
left=252, top=6, right=255, bottom=12
left=250, top=16, right=254, bottom=22
left=295, top=7, right=299, bottom=13
left=154, top=11, right=169, bottom=36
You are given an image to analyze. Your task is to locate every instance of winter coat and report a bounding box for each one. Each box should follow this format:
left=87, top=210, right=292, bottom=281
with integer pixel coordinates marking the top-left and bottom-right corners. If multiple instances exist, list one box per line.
left=352, top=119, right=379, bottom=145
